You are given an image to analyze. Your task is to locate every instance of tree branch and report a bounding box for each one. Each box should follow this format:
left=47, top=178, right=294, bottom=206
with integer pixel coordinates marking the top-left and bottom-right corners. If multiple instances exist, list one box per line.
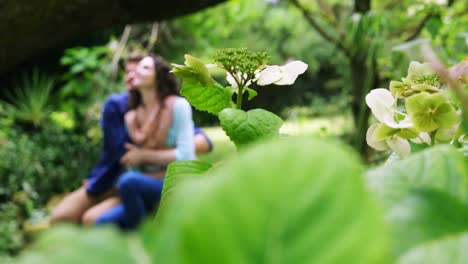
left=290, top=0, right=351, bottom=58
left=146, top=22, right=160, bottom=51
left=404, top=0, right=456, bottom=42
left=405, top=13, right=433, bottom=42
left=111, top=25, right=132, bottom=77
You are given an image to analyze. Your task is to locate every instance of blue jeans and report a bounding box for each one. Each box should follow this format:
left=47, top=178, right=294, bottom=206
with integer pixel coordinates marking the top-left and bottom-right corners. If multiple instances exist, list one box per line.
left=95, top=171, right=164, bottom=230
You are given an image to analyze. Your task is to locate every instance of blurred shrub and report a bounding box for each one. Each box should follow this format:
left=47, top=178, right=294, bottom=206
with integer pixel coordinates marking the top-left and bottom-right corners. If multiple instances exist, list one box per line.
left=281, top=95, right=352, bottom=120
left=0, top=124, right=100, bottom=206
left=1, top=70, right=55, bottom=129
left=59, top=45, right=125, bottom=132
left=0, top=104, right=101, bottom=256
left=0, top=202, right=23, bottom=256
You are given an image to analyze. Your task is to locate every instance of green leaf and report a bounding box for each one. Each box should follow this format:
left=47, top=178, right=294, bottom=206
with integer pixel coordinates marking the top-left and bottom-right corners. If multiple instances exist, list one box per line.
left=183, top=55, right=215, bottom=86
left=409, top=141, right=430, bottom=153
left=244, top=87, right=258, bottom=100
left=425, top=16, right=443, bottom=40
left=397, top=232, right=468, bottom=264
left=387, top=189, right=468, bottom=256
left=219, top=108, right=283, bottom=147
left=160, top=160, right=212, bottom=204
left=367, top=145, right=468, bottom=210
left=70, top=63, right=86, bottom=74
left=171, top=65, right=204, bottom=84
left=153, top=137, right=389, bottom=264
left=154, top=161, right=213, bottom=226
left=16, top=225, right=149, bottom=264
left=180, top=82, right=232, bottom=115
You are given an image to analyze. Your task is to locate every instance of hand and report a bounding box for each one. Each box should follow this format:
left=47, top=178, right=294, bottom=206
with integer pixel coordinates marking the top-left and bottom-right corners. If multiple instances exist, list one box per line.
left=120, top=143, right=144, bottom=166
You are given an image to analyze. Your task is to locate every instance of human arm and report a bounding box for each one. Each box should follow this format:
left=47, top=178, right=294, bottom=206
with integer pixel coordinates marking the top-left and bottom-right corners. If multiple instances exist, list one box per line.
left=86, top=94, right=128, bottom=195
left=125, top=110, right=145, bottom=144
left=194, top=126, right=213, bottom=154
left=120, top=98, right=195, bottom=166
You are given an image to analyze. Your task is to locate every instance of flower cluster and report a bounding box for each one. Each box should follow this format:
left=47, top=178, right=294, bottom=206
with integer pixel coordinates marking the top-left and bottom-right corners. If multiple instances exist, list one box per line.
left=172, top=48, right=307, bottom=109
left=366, top=61, right=465, bottom=157
left=214, top=48, right=308, bottom=89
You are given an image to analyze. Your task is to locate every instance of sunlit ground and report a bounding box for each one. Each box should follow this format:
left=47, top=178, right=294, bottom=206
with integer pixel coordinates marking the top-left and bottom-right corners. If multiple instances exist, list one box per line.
left=199, top=114, right=354, bottom=164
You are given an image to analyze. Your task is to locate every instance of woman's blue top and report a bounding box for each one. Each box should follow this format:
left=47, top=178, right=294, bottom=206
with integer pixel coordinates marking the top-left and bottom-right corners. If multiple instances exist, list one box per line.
left=130, top=96, right=196, bottom=172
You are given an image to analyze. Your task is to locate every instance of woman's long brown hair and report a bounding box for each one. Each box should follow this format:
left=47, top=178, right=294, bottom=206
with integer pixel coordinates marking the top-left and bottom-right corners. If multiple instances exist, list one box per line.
left=127, top=54, right=180, bottom=110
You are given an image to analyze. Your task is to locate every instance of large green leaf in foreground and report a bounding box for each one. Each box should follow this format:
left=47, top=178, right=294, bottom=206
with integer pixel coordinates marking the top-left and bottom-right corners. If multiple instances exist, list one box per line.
left=367, top=145, right=468, bottom=257
left=162, top=160, right=213, bottom=198
left=156, top=160, right=213, bottom=217
left=386, top=189, right=468, bottom=255
left=367, top=145, right=468, bottom=209
left=397, top=232, right=468, bottom=264
left=16, top=226, right=148, bottom=264
left=152, top=137, right=389, bottom=263
left=219, top=108, right=283, bottom=147
left=181, top=81, right=232, bottom=115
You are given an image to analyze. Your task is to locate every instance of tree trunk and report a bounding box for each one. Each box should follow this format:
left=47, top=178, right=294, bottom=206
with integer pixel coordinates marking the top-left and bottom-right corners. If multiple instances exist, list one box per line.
left=349, top=55, right=378, bottom=156
left=0, top=0, right=225, bottom=75
left=354, top=0, right=371, bottom=13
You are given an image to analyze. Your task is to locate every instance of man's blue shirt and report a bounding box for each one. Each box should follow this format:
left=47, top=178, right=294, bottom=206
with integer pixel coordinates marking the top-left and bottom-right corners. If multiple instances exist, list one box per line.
left=86, top=92, right=129, bottom=194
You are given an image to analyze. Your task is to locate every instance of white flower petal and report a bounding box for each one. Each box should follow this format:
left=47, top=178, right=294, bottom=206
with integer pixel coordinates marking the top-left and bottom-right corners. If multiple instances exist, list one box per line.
left=227, top=72, right=252, bottom=89
left=366, top=123, right=388, bottom=151
left=205, top=63, right=218, bottom=69
left=407, top=61, right=435, bottom=81
left=387, top=137, right=411, bottom=158
left=226, top=72, right=238, bottom=88
left=410, top=132, right=432, bottom=145
left=365, top=88, right=395, bottom=123
left=274, top=61, right=308, bottom=85
left=256, top=66, right=282, bottom=86
left=383, top=115, right=413, bottom=129
left=435, top=124, right=459, bottom=143
left=281, top=60, right=308, bottom=73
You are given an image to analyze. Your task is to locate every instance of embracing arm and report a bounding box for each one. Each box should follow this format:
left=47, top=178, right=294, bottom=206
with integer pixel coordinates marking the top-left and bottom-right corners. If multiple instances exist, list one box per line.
left=121, top=98, right=195, bottom=166
left=86, top=94, right=127, bottom=194
left=125, top=110, right=145, bottom=144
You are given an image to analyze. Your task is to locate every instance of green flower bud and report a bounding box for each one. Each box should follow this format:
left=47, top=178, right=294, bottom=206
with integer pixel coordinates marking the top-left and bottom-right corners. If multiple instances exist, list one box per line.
left=389, top=81, right=407, bottom=98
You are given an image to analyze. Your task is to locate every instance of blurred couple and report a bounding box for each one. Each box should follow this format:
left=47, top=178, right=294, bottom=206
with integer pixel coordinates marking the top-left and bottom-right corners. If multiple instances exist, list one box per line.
left=50, top=52, right=212, bottom=229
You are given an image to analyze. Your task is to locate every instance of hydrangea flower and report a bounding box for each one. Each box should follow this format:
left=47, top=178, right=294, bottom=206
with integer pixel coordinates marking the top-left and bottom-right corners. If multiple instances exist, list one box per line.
left=403, top=61, right=439, bottom=86
left=365, top=88, right=412, bottom=128
left=405, top=92, right=459, bottom=132
left=256, top=61, right=308, bottom=86
left=366, top=123, right=411, bottom=157
left=365, top=60, right=466, bottom=158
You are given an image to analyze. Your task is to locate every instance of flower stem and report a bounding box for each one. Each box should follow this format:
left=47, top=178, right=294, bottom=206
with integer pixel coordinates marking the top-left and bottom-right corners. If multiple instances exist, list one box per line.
left=237, top=85, right=244, bottom=109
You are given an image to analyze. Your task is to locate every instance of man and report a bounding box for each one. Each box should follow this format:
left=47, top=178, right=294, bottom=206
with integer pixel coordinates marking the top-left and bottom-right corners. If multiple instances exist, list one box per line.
left=50, top=52, right=212, bottom=224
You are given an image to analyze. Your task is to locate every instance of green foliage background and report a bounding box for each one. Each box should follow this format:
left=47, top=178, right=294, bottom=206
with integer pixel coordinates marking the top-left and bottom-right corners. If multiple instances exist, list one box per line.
left=0, top=0, right=467, bottom=260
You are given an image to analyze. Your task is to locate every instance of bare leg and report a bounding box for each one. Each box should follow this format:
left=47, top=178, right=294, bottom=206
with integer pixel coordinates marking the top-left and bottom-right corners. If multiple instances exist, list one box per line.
left=49, top=185, right=98, bottom=224
left=81, top=196, right=121, bottom=226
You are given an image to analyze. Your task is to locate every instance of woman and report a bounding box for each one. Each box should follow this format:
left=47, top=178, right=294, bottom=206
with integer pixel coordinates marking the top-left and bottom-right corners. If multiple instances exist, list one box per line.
left=95, top=55, right=195, bottom=229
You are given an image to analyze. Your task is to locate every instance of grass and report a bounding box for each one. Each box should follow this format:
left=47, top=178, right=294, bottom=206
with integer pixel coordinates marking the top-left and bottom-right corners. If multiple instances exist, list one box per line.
left=198, top=114, right=353, bottom=164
